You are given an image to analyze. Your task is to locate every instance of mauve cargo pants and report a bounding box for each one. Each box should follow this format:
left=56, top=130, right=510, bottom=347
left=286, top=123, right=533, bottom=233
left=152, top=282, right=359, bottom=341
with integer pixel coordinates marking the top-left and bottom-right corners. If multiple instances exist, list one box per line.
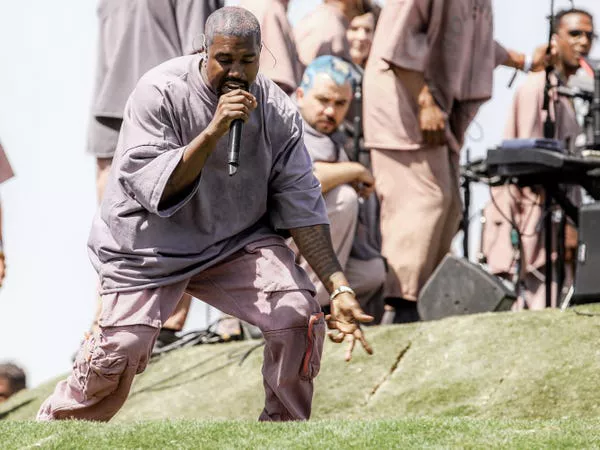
left=37, top=237, right=325, bottom=422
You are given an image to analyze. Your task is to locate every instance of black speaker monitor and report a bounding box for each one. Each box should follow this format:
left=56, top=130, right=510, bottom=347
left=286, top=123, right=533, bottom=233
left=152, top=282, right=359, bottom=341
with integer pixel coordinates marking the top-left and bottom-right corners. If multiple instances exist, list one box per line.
left=573, top=202, right=600, bottom=304
left=418, top=255, right=516, bottom=321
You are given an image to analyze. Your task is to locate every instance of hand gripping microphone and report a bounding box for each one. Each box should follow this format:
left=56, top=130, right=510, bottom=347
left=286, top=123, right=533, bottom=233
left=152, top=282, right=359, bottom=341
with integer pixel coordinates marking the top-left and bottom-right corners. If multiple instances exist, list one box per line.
left=227, top=119, right=243, bottom=176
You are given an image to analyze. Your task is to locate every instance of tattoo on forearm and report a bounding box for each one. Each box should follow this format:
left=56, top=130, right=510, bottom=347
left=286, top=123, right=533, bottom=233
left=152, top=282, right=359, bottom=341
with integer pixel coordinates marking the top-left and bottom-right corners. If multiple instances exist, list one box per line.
left=289, top=224, right=342, bottom=292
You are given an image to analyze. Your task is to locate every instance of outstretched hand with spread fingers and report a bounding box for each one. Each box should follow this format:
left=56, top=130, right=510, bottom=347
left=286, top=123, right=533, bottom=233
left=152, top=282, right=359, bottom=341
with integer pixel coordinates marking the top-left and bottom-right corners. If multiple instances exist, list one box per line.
left=326, top=292, right=374, bottom=361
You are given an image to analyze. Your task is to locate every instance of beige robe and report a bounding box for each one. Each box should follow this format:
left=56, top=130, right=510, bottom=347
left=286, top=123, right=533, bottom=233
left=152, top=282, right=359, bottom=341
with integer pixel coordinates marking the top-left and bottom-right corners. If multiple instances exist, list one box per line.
left=363, top=0, right=506, bottom=301
left=482, top=71, right=581, bottom=309
left=371, top=146, right=462, bottom=301
left=364, top=0, right=507, bottom=154
left=238, top=0, right=301, bottom=94
left=293, top=3, right=351, bottom=68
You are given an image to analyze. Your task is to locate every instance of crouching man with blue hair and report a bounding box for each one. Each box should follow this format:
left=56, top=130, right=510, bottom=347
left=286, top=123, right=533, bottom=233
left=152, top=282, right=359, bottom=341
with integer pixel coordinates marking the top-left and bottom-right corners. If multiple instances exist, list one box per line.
left=292, top=56, right=386, bottom=339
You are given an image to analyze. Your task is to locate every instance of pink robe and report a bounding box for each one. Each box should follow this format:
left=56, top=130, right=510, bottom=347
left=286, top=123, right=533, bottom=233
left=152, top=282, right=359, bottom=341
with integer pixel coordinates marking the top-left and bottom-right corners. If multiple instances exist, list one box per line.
left=88, top=0, right=222, bottom=157
left=293, top=3, right=351, bottom=68
left=238, top=0, right=302, bottom=94
left=363, top=0, right=507, bottom=301
left=482, top=72, right=580, bottom=289
left=363, top=0, right=508, bottom=153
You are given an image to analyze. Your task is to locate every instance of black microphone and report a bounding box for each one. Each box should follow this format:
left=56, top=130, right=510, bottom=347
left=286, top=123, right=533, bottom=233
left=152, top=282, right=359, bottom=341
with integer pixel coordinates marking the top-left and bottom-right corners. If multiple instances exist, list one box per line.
left=227, top=119, right=243, bottom=176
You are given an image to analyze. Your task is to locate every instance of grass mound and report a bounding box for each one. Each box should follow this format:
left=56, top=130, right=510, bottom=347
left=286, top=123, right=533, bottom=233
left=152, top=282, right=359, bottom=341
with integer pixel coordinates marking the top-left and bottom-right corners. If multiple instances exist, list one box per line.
left=2, top=418, right=600, bottom=449
left=2, top=305, right=600, bottom=423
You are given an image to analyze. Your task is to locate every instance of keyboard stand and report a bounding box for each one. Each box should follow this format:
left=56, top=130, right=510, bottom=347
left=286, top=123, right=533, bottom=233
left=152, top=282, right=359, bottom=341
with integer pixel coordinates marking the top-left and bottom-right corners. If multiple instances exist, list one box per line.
left=543, top=185, right=553, bottom=308
left=542, top=184, right=580, bottom=307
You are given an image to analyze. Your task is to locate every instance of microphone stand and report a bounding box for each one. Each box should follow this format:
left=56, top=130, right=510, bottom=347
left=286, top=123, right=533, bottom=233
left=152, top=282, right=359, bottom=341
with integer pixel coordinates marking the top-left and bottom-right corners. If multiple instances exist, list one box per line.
left=542, top=0, right=556, bottom=308
left=542, top=0, right=556, bottom=140
left=583, top=57, right=600, bottom=150
left=347, top=60, right=366, bottom=166
left=353, top=83, right=363, bottom=163
left=462, top=148, right=471, bottom=260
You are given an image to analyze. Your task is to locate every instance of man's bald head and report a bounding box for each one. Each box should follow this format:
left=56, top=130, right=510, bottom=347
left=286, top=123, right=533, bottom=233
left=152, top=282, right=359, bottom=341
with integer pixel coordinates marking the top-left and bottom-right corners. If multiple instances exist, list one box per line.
left=201, top=7, right=262, bottom=96
left=205, top=7, right=261, bottom=49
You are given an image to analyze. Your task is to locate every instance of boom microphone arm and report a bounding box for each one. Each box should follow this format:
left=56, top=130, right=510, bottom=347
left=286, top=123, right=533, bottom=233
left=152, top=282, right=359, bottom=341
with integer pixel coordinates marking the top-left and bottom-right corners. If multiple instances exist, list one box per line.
left=580, top=57, right=600, bottom=150
left=542, top=0, right=556, bottom=139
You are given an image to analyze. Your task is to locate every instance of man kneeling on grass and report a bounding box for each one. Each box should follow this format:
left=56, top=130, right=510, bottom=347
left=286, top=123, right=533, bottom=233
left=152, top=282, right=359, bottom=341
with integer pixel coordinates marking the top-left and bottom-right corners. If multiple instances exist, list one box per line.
left=37, top=7, right=373, bottom=422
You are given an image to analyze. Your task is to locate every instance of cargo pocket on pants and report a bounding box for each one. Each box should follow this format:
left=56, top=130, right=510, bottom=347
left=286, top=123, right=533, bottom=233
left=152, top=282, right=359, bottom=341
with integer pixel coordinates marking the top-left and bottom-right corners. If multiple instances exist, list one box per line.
left=300, top=312, right=325, bottom=381
left=73, top=335, right=128, bottom=400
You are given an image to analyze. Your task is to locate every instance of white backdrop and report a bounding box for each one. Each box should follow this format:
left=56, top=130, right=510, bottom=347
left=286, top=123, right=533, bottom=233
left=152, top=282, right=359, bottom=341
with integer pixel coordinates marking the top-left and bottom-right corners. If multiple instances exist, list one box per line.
left=0, top=0, right=598, bottom=387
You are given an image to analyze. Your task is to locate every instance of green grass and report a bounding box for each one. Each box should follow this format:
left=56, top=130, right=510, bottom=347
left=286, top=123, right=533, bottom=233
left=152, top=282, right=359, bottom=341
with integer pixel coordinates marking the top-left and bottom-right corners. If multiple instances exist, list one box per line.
left=2, top=306, right=600, bottom=447
left=4, top=306, right=600, bottom=422
left=2, top=418, right=600, bottom=449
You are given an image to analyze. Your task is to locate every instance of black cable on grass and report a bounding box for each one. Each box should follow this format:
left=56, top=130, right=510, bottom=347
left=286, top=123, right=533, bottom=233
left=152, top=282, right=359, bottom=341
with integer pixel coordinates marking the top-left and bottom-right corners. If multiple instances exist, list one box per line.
left=572, top=307, right=600, bottom=317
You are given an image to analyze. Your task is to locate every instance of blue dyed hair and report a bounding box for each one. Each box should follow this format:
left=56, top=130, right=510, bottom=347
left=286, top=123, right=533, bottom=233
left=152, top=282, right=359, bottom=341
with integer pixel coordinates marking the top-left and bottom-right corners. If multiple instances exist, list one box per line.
left=299, top=55, right=356, bottom=92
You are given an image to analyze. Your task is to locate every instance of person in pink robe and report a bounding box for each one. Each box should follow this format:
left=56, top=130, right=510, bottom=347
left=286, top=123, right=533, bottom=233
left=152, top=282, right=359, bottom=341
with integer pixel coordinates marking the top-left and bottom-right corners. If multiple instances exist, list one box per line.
left=363, top=0, right=551, bottom=322
left=482, top=8, right=595, bottom=310
left=238, top=0, right=301, bottom=94
left=346, top=7, right=380, bottom=68
left=0, top=142, right=14, bottom=289
left=294, top=0, right=379, bottom=68
left=38, top=8, right=373, bottom=423
left=89, top=0, right=224, bottom=199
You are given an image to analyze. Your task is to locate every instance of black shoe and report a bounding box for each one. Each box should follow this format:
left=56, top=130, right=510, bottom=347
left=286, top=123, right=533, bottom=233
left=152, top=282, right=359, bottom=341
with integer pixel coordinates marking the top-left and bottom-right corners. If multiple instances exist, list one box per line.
left=155, top=328, right=180, bottom=349
left=385, top=297, right=420, bottom=324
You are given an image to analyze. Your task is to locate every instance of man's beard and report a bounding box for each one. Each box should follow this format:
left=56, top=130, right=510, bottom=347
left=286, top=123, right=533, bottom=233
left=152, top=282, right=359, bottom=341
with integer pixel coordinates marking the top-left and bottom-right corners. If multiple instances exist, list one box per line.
left=314, top=118, right=337, bottom=135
